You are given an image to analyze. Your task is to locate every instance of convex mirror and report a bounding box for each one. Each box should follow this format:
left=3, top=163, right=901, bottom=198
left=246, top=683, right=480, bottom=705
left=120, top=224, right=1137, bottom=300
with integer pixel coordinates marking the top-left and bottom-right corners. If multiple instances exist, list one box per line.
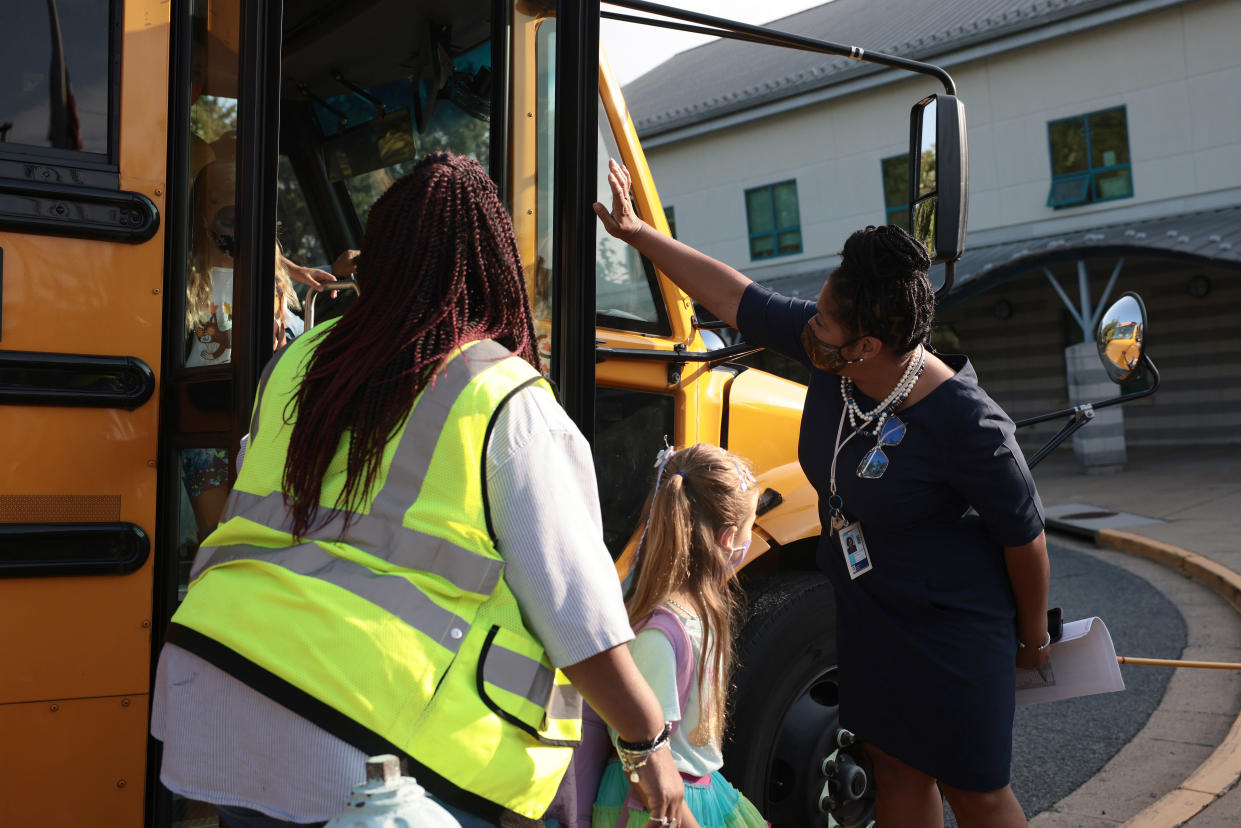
left=1096, top=292, right=1147, bottom=383
left=909, top=94, right=968, bottom=263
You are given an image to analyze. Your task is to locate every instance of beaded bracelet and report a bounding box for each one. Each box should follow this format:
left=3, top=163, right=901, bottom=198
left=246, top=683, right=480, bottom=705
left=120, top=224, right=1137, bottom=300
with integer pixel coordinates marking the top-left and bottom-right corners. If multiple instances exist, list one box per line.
left=1018, top=631, right=1052, bottom=652
left=617, top=722, right=673, bottom=783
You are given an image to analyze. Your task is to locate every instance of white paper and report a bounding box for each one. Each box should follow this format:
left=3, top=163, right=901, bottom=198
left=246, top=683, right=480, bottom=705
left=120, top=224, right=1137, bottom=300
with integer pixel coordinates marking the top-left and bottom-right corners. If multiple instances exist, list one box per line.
left=1015, top=617, right=1125, bottom=707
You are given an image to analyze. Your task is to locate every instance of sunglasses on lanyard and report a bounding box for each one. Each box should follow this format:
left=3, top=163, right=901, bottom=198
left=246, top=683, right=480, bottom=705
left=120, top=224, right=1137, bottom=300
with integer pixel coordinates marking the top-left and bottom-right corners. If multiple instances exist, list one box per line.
left=857, top=416, right=906, bottom=479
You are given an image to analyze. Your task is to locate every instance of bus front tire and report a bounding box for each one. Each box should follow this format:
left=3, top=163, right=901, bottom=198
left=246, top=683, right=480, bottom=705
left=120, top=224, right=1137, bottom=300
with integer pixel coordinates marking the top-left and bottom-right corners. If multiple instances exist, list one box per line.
left=725, top=571, right=876, bottom=828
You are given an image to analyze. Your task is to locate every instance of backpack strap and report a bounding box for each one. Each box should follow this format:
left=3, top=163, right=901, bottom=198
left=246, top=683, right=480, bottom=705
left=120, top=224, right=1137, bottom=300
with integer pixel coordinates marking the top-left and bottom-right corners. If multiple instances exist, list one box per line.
left=634, top=605, right=695, bottom=733
left=548, top=607, right=695, bottom=828
left=615, top=607, right=697, bottom=828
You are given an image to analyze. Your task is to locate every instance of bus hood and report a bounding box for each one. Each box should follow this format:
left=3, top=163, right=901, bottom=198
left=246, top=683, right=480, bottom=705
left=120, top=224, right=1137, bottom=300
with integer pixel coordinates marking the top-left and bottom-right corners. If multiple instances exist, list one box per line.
left=726, top=369, right=821, bottom=550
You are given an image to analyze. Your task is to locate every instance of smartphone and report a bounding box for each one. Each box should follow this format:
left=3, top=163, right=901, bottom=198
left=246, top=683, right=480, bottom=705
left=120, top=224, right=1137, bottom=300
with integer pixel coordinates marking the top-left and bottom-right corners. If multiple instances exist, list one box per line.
left=1048, top=606, right=1064, bottom=643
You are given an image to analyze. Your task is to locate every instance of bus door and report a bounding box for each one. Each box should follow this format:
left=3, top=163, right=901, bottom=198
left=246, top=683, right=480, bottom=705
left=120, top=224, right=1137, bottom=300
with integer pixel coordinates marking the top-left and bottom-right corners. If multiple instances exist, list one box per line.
left=149, top=1, right=524, bottom=824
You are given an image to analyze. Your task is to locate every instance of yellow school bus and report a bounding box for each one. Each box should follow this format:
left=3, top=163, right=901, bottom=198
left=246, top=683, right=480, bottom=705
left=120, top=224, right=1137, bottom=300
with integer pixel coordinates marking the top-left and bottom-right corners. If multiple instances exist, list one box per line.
left=0, top=2, right=966, bottom=825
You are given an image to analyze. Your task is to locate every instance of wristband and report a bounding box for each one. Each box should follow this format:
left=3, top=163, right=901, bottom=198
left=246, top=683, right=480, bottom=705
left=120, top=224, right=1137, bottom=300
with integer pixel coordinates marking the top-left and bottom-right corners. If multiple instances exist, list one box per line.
left=616, top=721, right=671, bottom=753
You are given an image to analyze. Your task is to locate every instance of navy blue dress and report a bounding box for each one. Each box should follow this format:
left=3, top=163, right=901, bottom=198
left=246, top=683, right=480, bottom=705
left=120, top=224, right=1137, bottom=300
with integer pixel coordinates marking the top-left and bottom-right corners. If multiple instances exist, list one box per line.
left=737, top=284, right=1045, bottom=792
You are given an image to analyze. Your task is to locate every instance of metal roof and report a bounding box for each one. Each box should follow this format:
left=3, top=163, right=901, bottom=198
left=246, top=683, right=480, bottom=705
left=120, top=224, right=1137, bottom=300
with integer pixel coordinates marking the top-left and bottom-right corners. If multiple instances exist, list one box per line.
left=757, top=205, right=1241, bottom=302
left=621, top=0, right=1178, bottom=138
left=940, top=205, right=1241, bottom=303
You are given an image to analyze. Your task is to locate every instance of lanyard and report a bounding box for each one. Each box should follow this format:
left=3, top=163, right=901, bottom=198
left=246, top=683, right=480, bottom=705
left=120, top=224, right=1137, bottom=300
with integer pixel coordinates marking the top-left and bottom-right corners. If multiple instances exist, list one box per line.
left=828, top=388, right=870, bottom=532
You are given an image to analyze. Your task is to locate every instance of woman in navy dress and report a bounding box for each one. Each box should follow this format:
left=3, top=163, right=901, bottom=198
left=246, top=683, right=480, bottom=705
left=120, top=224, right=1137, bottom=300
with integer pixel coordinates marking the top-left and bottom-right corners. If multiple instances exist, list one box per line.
left=595, top=161, right=1051, bottom=828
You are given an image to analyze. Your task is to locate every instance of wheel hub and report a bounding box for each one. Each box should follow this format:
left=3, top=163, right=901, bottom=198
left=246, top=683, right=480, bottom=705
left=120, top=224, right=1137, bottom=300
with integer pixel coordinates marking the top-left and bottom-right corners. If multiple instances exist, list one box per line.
left=762, top=668, right=875, bottom=827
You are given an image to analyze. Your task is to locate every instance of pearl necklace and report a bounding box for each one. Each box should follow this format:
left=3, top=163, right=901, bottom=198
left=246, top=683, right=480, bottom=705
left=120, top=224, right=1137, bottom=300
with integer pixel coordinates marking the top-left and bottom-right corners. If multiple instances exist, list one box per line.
left=841, top=345, right=925, bottom=436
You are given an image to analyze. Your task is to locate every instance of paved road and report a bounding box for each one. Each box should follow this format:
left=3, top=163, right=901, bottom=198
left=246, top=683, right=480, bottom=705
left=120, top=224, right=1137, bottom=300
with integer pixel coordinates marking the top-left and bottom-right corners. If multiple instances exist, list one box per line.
left=946, top=537, right=1187, bottom=824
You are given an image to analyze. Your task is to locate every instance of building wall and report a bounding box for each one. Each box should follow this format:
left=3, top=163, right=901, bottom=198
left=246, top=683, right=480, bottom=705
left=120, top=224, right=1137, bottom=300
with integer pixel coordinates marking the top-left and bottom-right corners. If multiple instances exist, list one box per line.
left=967, top=0, right=1241, bottom=233
left=937, top=262, right=1241, bottom=450
left=642, top=0, right=1241, bottom=273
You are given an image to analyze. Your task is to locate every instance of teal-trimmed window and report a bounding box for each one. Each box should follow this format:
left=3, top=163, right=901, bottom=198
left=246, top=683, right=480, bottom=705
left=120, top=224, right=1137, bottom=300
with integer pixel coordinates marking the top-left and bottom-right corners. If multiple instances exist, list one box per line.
left=1047, top=106, right=1133, bottom=208
left=745, top=180, right=802, bottom=259
left=881, top=154, right=910, bottom=231
left=664, top=205, right=677, bottom=239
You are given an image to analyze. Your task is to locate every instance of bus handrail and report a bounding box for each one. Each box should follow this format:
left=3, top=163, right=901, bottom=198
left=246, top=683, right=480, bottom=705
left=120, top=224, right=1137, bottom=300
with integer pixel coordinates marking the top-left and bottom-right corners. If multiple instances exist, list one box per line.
left=304, top=278, right=360, bottom=328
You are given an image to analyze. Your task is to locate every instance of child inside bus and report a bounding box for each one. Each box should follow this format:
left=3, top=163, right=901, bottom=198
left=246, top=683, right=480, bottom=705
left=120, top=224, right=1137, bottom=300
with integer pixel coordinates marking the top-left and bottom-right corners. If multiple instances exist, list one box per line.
left=186, top=159, right=237, bottom=368
left=594, top=443, right=768, bottom=828
left=182, top=156, right=350, bottom=525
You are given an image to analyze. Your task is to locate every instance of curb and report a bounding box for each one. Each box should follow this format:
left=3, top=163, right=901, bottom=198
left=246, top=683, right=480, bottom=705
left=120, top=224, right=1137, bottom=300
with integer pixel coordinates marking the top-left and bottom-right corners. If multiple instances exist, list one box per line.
left=1047, top=522, right=1241, bottom=827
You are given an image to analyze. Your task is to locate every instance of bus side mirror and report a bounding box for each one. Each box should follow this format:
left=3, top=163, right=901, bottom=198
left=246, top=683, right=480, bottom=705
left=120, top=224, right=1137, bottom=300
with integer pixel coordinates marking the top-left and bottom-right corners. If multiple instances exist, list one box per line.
left=908, top=94, right=968, bottom=263
left=1096, top=292, right=1147, bottom=383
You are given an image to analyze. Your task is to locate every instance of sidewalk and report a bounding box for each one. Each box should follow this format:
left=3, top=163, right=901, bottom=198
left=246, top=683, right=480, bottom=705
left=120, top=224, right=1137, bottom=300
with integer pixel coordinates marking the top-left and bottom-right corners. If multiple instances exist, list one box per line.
left=1031, top=444, right=1241, bottom=827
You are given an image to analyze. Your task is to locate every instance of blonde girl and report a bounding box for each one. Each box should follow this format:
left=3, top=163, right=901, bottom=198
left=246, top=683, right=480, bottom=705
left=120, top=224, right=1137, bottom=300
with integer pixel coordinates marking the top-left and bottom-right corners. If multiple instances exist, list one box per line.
left=593, top=443, right=768, bottom=828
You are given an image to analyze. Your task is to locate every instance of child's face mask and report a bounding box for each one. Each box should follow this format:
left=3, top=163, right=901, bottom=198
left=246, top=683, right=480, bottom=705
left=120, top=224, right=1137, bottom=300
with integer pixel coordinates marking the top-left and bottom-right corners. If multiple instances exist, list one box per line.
left=726, top=539, right=751, bottom=573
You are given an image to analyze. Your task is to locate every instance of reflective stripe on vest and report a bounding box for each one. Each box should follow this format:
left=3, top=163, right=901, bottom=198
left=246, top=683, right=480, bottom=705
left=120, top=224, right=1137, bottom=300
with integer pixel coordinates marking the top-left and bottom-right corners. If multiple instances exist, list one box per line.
left=191, top=540, right=578, bottom=719
left=172, top=337, right=580, bottom=820
left=198, top=542, right=475, bottom=652
left=193, top=490, right=503, bottom=596
left=196, top=335, right=505, bottom=596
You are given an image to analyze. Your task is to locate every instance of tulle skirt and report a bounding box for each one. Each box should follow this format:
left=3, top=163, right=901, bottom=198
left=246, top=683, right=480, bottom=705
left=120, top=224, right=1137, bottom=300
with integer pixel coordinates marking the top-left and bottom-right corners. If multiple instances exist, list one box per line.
left=591, top=760, right=767, bottom=828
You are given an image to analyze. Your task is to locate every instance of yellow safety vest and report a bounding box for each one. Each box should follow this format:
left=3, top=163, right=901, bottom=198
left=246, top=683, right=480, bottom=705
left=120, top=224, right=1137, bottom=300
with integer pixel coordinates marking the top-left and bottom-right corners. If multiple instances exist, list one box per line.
left=167, top=328, right=580, bottom=826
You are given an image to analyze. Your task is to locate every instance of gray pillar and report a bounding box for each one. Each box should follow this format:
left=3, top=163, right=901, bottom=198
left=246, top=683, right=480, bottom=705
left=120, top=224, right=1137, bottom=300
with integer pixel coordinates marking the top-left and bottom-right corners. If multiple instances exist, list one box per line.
left=1064, top=342, right=1126, bottom=473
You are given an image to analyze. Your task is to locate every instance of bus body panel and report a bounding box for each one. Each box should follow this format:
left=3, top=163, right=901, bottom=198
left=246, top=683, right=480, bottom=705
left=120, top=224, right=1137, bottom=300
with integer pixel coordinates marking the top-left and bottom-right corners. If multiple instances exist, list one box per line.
left=726, top=367, right=809, bottom=478
left=0, top=2, right=169, bottom=824
left=0, top=688, right=150, bottom=825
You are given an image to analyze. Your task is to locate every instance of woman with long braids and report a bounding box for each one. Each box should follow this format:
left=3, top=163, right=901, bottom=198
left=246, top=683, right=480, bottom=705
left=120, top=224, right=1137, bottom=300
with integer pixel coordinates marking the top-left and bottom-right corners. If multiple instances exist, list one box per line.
left=152, top=153, right=689, bottom=828
left=595, top=160, right=1050, bottom=828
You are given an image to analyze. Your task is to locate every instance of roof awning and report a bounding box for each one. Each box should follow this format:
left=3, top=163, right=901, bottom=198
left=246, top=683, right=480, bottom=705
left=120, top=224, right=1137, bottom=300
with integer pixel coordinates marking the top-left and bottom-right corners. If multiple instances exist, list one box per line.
left=756, top=205, right=1241, bottom=304
left=938, top=205, right=1241, bottom=304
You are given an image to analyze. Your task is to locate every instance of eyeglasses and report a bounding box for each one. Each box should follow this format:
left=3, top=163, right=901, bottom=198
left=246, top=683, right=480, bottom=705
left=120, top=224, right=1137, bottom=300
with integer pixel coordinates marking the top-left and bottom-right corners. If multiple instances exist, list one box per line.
left=857, top=416, right=906, bottom=479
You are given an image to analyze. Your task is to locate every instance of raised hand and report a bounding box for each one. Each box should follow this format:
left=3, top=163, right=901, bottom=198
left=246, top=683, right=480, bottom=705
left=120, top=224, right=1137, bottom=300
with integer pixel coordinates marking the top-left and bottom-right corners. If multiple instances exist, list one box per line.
left=592, top=158, right=644, bottom=243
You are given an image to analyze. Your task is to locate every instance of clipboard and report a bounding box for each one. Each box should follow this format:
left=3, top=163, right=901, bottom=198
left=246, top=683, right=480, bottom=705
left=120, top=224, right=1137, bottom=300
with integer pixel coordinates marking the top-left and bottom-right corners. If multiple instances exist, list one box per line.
left=1016, top=617, right=1125, bottom=707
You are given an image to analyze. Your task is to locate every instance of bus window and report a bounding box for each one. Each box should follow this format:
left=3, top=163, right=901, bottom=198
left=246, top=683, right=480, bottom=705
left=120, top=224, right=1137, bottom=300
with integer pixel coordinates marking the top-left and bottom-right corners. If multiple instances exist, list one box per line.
left=594, top=388, right=675, bottom=557
left=533, top=16, right=555, bottom=371
left=183, top=6, right=240, bottom=370
left=595, top=111, right=669, bottom=335
left=185, top=158, right=237, bottom=368
left=276, top=154, right=327, bottom=275
left=532, top=15, right=670, bottom=362
left=0, top=0, right=115, bottom=158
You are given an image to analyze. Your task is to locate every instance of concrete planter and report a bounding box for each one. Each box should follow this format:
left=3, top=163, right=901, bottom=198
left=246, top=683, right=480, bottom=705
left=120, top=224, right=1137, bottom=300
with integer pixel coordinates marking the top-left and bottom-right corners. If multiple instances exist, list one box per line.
left=1065, top=342, right=1126, bottom=473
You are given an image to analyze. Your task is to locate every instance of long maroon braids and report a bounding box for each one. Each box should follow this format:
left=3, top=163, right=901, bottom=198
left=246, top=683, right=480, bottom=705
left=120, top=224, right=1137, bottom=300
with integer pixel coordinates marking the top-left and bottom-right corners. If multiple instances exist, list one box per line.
left=282, top=152, right=541, bottom=539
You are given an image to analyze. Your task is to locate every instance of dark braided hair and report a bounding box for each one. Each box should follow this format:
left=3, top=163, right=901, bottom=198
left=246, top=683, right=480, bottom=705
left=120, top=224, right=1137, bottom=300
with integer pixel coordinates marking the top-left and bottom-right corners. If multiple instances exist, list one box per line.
left=828, top=224, right=935, bottom=353
left=282, top=152, right=540, bottom=539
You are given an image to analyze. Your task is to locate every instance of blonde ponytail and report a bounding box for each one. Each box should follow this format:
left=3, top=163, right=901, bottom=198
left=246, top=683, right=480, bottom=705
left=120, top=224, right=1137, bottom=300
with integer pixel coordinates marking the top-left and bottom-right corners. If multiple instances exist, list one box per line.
left=624, top=443, right=758, bottom=746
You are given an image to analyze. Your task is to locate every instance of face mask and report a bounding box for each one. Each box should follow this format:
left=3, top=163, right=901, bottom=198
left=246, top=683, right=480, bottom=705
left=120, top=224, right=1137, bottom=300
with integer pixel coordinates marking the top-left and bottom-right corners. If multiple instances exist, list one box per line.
left=800, top=320, right=863, bottom=373
left=210, top=205, right=236, bottom=257
left=726, top=539, right=751, bottom=573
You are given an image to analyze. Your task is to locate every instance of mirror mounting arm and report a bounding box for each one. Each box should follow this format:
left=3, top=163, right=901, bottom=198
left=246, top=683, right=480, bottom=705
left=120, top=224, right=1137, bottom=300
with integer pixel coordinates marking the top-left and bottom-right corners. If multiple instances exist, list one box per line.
left=1023, top=406, right=1094, bottom=470
left=604, top=0, right=957, bottom=95
left=940, top=261, right=956, bottom=297
left=331, top=70, right=387, bottom=116
left=298, top=82, right=350, bottom=128
left=1018, top=353, right=1160, bottom=469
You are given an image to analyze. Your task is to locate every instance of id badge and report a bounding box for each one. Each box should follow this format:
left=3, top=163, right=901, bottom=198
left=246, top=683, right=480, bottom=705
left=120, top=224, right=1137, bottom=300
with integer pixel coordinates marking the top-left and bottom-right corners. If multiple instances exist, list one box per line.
left=839, top=521, right=873, bottom=580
